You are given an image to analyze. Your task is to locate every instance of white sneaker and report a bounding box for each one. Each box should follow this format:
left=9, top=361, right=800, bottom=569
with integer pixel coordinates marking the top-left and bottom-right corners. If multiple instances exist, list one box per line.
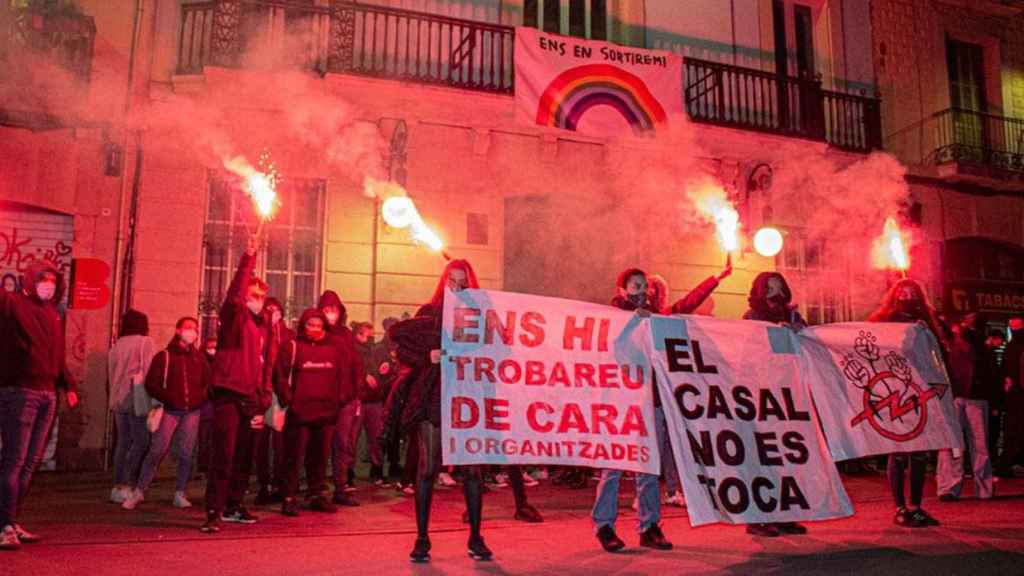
left=110, top=486, right=130, bottom=503
left=438, top=472, right=457, bottom=487
left=121, top=488, right=144, bottom=510
left=0, top=525, right=20, bottom=551
left=521, top=471, right=540, bottom=487
left=536, top=468, right=550, bottom=481
left=173, top=491, right=192, bottom=509
left=491, top=473, right=509, bottom=488
left=665, top=490, right=685, bottom=507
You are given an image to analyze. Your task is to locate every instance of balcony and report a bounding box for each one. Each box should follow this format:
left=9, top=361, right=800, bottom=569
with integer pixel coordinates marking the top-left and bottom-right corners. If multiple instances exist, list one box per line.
left=0, top=3, right=96, bottom=130
left=177, top=0, right=881, bottom=153
left=887, top=108, right=1024, bottom=181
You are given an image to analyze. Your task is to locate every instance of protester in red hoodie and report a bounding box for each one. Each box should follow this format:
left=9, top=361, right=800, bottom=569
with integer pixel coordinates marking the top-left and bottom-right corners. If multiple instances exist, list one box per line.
left=276, top=309, right=346, bottom=517
left=202, top=236, right=275, bottom=533
left=254, top=297, right=295, bottom=505
left=318, top=290, right=363, bottom=506
left=0, top=260, right=78, bottom=550
left=123, top=317, right=211, bottom=511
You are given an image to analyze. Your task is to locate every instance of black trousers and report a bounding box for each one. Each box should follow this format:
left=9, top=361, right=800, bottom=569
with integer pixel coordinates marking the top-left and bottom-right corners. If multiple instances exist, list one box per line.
left=283, top=419, right=333, bottom=499
left=255, top=426, right=285, bottom=491
left=205, top=398, right=257, bottom=514
left=889, top=451, right=927, bottom=508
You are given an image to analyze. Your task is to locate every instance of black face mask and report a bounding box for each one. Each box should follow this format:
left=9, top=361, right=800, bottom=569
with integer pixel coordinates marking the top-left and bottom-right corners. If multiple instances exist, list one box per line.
left=768, top=294, right=787, bottom=307
left=896, top=299, right=922, bottom=315
left=628, top=292, right=647, bottom=308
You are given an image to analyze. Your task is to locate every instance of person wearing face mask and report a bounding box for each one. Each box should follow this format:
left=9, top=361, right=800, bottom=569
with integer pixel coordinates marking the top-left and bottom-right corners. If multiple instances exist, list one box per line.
left=592, top=269, right=673, bottom=554
left=123, top=317, right=211, bottom=510
left=387, top=259, right=492, bottom=562
left=194, top=337, right=218, bottom=477
left=201, top=235, right=276, bottom=534
left=743, top=272, right=809, bottom=538
left=0, top=260, right=79, bottom=550
left=275, top=309, right=346, bottom=517
left=254, top=298, right=294, bottom=506
left=106, top=309, right=156, bottom=505
left=317, top=290, right=364, bottom=506
left=868, top=278, right=948, bottom=528
left=936, top=314, right=995, bottom=503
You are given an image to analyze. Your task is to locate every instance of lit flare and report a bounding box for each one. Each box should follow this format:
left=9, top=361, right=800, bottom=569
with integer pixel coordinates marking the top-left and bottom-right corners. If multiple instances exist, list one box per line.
left=688, top=180, right=741, bottom=253
left=872, top=217, right=910, bottom=271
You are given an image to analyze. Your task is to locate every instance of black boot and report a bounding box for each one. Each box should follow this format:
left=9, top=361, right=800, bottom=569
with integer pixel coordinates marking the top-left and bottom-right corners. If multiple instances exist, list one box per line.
left=463, top=474, right=492, bottom=560
left=411, top=477, right=434, bottom=562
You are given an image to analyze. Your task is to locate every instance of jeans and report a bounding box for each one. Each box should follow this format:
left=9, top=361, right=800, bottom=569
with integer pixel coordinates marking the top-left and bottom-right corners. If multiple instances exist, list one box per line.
left=656, top=407, right=681, bottom=494
left=331, top=401, right=359, bottom=488
left=593, top=468, right=661, bottom=533
left=357, top=402, right=385, bottom=467
left=282, top=419, right=333, bottom=499
left=937, top=398, right=994, bottom=499
left=112, top=410, right=150, bottom=486
left=889, top=451, right=928, bottom=508
left=137, top=409, right=200, bottom=493
left=0, top=387, right=57, bottom=527
left=204, top=398, right=257, bottom=514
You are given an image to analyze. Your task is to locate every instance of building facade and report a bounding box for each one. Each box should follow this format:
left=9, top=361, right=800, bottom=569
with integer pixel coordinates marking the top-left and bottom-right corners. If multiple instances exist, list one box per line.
left=3, top=0, right=895, bottom=468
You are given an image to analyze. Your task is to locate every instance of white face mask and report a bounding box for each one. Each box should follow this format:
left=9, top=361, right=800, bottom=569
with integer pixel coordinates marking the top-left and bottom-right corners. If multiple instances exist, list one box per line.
left=271, top=311, right=282, bottom=325
left=324, top=311, right=339, bottom=325
left=247, top=300, right=264, bottom=315
left=36, top=281, right=56, bottom=302
left=179, top=329, right=198, bottom=345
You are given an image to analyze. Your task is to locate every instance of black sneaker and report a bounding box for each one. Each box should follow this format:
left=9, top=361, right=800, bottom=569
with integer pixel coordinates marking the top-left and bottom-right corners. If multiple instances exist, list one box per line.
left=746, top=523, right=780, bottom=537
left=468, top=536, right=493, bottom=561
left=200, top=513, right=221, bottom=534
left=281, top=498, right=300, bottom=517
left=254, top=486, right=273, bottom=506
left=514, top=504, right=544, bottom=523
left=894, top=507, right=925, bottom=528
left=332, top=492, right=360, bottom=507
left=640, top=524, right=673, bottom=550
left=270, top=490, right=285, bottom=504
left=596, top=524, right=625, bottom=552
left=222, top=507, right=258, bottom=524
left=776, top=522, right=808, bottom=535
left=310, top=496, right=338, bottom=514
left=911, top=508, right=940, bottom=527
left=410, top=536, right=431, bottom=563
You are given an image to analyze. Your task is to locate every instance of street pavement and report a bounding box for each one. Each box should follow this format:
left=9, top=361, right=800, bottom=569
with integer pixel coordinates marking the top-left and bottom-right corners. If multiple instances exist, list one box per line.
left=6, top=470, right=1024, bottom=575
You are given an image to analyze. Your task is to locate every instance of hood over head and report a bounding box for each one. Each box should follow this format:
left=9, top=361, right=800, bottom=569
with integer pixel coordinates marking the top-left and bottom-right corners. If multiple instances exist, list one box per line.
left=21, top=260, right=64, bottom=304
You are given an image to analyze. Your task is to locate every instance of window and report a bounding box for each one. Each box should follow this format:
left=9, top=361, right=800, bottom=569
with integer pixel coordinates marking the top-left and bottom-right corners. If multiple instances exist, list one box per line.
left=946, top=38, right=988, bottom=152
left=775, top=231, right=847, bottom=325
left=524, top=0, right=607, bottom=40
left=199, top=172, right=325, bottom=337
left=793, top=4, right=815, bottom=79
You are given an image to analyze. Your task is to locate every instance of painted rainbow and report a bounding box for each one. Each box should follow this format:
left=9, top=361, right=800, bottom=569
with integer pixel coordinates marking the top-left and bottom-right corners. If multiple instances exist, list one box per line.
left=535, top=63, right=669, bottom=135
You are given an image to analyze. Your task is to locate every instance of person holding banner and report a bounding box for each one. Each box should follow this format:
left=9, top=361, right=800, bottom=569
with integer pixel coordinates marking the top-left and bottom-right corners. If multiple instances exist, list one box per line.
left=388, top=260, right=492, bottom=563
left=868, top=278, right=946, bottom=528
left=275, top=309, right=345, bottom=517
left=592, top=268, right=673, bottom=553
left=742, top=271, right=809, bottom=538
left=123, top=317, right=210, bottom=511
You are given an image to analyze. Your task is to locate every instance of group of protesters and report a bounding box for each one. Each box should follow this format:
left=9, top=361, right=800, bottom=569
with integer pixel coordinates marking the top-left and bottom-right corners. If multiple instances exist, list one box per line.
left=2, top=235, right=1023, bottom=560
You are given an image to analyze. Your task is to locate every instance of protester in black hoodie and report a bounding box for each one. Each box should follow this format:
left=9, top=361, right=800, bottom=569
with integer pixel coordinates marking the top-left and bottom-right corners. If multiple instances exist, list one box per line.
left=0, top=260, right=78, bottom=550
left=386, top=259, right=491, bottom=562
left=352, top=322, right=391, bottom=485
left=202, top=236, right=275, bottom=533
left=743, top=272, right=809, bottom=538
left=276, top=309, right=345, bottom=517
left=254, top=297, right=294, bottom=505
left=318, top=290, right=363, bottom=506
left=123, top=317, right=211, bottom=511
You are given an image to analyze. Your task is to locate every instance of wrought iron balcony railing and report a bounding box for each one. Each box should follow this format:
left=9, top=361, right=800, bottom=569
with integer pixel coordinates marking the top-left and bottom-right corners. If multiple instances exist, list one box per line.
left=178, top=1, right=881, bottom=153
left=0, top=4, right=96, bottom=83
left=887, top=107, right=1024, bottom=175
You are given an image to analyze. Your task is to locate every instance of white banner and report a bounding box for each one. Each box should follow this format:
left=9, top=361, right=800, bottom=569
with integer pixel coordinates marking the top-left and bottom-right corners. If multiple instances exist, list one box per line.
left=441, top=288, right=660, bottom=474
left=649, top=315, right=853, bottom=526
left=514, top=27, right=683, bottom=138
left=801, top=322, right=962, bottom=461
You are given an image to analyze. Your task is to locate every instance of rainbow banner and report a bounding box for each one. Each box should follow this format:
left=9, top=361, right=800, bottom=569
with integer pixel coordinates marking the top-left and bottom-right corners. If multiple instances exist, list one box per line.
left=514, top=27, right=682, bottom=138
